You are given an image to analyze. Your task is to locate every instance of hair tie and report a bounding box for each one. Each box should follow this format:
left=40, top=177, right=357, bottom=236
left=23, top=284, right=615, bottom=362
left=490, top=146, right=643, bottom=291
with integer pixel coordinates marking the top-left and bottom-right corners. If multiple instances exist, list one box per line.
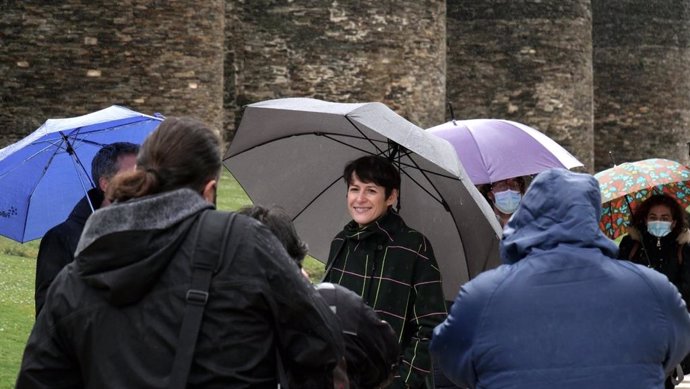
left=145, top=168, right=164, bottom=185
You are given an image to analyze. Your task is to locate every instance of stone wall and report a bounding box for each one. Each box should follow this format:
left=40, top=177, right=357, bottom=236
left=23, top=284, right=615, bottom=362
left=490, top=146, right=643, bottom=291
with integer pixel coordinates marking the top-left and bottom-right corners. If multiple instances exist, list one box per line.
left=0, top=0, right=225, bottom=146
left=224, top=0, right=446, bottom=139
left=3, top=1, right=690, bottom=173
left=446, top=0, right=595, bottom=171
left=592, top=0, right=690, bottom=171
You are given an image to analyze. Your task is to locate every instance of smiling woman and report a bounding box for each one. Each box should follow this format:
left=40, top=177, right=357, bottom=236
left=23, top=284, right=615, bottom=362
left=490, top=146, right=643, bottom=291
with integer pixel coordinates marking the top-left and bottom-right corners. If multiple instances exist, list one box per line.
left=323, top=154, right=447, bottom=389
left=346, top=173, right=398, bottom=227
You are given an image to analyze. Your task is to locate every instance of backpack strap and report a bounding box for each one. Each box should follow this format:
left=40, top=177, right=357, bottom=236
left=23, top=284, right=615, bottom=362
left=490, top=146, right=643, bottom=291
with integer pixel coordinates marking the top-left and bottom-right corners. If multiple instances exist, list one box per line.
left=169, top=210, right=238, bottom=389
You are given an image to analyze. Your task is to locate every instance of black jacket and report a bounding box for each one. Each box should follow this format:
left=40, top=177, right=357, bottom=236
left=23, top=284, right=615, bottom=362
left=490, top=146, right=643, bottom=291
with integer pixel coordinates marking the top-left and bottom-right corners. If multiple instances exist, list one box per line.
left=34, top=188, right=103, bottom=315
left=315, top=282, right=399, bottom=389
left=18, top=189, right=343, bottom=389
left=618, top=226, right=690, bottom=306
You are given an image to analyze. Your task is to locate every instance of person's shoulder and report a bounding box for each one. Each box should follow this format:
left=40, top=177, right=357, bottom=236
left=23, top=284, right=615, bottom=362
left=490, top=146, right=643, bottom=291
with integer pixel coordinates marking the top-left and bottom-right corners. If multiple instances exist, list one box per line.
left=608, top=258, right=680, bottom=297
left=472, top=263, right=514, bottom=286
left=449, top=264, right=515, bottom=317
left=45, top=219, right=72, bottom=236
left=210, top=210, right=265, bottom=245
left=38, top=219, right=75, bottom=250
left=221, top=211, right=291, bottom=259
left=391, top=216, right=427, bottom=242
left=677, top=228, right=690, bottom=246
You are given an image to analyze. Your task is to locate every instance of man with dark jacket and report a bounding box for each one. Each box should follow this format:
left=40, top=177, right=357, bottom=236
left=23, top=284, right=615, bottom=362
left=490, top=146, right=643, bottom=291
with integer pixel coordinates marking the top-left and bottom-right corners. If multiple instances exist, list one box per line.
left=34, top=142, right=139, bottom=315
left=430, top=168, right=690, bottom=389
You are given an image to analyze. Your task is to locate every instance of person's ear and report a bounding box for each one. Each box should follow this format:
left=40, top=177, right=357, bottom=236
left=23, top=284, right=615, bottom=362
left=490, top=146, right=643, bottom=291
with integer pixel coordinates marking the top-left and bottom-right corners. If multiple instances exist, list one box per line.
left=385, top=188, right=399, bottom=207
left=202, top=179, right=217, bottom=204
left=98, top=176, right=109, bottom=192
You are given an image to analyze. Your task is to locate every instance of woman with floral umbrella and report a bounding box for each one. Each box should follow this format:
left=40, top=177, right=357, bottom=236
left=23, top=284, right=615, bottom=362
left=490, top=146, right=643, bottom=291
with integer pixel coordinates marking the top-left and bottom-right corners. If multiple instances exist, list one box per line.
left=618, top=193, right=690, bottom=389
left=595, top=158, right=690, bottom=240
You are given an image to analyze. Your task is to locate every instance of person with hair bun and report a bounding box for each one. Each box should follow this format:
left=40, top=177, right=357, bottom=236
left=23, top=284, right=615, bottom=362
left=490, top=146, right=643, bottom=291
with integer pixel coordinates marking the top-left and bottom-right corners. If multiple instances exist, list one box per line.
left=17, top=117, right=344, bottom=389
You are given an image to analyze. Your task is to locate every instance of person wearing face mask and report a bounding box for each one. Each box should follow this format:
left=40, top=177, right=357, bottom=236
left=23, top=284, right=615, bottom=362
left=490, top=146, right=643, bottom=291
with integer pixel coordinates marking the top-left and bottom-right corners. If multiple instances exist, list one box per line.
left=478, top=176, right=527, bottom=227
left=618, top=194, right=690, bottom=303
left=430, top=169, right=690, bottom=389
left=618, top=193, right=690, bottom=389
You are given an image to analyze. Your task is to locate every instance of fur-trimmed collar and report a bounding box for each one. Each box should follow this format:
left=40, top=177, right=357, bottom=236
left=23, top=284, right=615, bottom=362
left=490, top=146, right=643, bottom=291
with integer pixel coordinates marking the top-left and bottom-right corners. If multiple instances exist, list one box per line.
left=76, top=188, right=213, bottom=255
left=626, top=226, right=690, bottom=245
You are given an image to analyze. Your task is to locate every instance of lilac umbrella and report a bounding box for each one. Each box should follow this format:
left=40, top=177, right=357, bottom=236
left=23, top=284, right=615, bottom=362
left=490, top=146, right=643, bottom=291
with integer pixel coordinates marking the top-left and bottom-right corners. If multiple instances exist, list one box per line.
left=426, top=119, right=583, bottom=185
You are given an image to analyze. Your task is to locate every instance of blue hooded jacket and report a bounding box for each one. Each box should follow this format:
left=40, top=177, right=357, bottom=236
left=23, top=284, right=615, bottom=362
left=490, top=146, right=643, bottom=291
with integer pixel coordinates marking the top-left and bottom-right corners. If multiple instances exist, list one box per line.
left=430, top=169, right=690, bottom=389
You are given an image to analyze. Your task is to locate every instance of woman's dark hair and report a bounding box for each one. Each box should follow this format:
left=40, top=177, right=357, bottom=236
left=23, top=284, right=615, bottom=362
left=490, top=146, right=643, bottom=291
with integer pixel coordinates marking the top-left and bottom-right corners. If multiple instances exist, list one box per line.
left=343, top=155, right=401, bottom=199
left=238, top=205, right=308, bottom=267
left=631, top=193, right=688, bottom=237
left=107, top=117, right=222, bottom=203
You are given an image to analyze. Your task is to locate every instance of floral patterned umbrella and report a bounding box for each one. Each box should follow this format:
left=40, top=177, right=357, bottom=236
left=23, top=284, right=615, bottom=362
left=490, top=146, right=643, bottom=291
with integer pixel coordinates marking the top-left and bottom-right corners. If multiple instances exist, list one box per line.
left=594, top=158, right=690, bottom=240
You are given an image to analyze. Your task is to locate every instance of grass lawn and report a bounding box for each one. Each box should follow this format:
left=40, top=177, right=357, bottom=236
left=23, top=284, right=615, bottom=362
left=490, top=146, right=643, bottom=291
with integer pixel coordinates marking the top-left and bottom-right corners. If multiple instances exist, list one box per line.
left=0, top=171, right=325, bottom=388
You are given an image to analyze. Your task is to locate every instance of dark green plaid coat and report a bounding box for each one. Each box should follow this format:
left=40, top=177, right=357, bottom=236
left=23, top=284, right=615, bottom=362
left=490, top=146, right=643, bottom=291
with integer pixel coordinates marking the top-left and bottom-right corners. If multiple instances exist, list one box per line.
left=324, top=211, right=447, bottom=389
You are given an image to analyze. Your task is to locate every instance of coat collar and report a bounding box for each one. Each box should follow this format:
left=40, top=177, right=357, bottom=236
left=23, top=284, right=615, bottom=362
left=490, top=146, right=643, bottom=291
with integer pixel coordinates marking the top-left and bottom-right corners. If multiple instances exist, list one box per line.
left=343, top=210, right=403, bottom=242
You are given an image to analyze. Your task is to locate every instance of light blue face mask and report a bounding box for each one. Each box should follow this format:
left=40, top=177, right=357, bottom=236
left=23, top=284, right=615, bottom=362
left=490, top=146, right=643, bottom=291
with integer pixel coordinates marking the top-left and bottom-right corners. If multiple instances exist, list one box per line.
left=494, top=190, right=522, bottom=214
left=647, top=221, right=672, bottom=237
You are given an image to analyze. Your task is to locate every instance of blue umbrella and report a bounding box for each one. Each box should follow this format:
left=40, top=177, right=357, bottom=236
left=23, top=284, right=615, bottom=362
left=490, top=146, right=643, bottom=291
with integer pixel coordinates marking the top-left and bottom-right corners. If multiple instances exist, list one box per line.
left=0, top=105, right=163, bottom=242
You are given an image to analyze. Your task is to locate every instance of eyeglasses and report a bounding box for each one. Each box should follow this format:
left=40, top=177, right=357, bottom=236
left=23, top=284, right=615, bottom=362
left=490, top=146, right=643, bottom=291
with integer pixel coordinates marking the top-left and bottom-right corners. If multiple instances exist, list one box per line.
left=491, top=179, right=521, bottom=192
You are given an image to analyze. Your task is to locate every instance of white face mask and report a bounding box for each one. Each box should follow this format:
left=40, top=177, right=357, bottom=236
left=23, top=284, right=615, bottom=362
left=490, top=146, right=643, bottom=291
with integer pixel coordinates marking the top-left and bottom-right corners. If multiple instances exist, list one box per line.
left=647, top=221, right=672, bottom=237
left=493, top=190, right=521, bottom=214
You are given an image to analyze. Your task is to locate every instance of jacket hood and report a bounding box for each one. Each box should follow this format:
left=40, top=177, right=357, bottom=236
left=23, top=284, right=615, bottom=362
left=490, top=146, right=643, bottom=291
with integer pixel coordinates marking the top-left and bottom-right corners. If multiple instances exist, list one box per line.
left=500, top=169, right=618, bottom=264
left=75, top=188, right=213, bottom=306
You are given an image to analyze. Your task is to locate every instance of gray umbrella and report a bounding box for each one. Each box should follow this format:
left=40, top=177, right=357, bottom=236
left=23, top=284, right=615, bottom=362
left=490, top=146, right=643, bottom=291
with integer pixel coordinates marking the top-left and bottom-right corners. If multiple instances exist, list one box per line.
left=223, top=98, right=501, bottom=300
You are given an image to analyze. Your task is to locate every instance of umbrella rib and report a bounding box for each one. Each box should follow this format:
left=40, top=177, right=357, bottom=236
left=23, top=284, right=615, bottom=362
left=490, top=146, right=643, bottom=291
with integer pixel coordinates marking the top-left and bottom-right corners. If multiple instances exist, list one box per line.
left=462, top=124, right=493, bottom=183
left=397, top=151, right=447, bottom=209
left=21, top=136, right=69, bottom=242
left=60, top=131, right=96, bottom=188
left=344, top=116, right=386, bottom=155
left=225, top=132, right=388, bottom=161
left=292, top=174, right=343, bottom=221
left=320, top=133, right=389, bottom=155
left=320, top=136, right=458, bottom=180
left=0, top=139, right=64, bottom=180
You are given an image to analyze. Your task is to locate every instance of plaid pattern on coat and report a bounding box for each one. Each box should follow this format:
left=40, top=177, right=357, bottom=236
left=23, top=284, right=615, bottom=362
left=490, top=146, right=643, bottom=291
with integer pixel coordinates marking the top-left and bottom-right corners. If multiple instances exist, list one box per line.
left=324, top=211, right=447, bottom=389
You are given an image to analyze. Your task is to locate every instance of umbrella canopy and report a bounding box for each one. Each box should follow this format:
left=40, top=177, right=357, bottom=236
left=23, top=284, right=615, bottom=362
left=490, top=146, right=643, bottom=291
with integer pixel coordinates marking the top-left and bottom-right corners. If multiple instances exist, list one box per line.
left=0, top=105, right=163, bottom=242
left=594, top=158, right=690, bottom=239
left=223, top=98, right=502, bottom=300
left=426, top=119, right=583, bottom=185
